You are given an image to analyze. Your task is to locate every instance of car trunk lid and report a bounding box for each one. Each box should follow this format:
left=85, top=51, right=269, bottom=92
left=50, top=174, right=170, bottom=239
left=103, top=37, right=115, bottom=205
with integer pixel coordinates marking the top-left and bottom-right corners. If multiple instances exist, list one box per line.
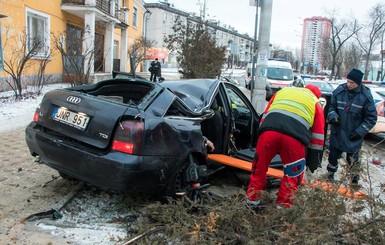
left=35, top=89, right=143, bottom=149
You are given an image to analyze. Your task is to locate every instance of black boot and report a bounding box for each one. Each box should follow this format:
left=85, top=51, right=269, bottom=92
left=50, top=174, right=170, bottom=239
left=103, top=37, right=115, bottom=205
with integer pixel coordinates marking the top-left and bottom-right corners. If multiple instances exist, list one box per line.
left=351, top=175, right=359, bottom=185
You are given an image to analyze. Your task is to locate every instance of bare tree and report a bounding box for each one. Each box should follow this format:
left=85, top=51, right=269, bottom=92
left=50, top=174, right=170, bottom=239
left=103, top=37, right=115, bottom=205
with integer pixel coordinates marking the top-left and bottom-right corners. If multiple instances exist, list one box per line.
left=127, top=37, right=156, bottom=71
left=356, top=3, right=385, bottom=80
left=292, top=48, right=302, bottom=72
left=164, top=16, right=226, bottom=79
left=2, top=28, right=46, bottom=99
left=30, top=56, right=53, bottom=96
left=343, top=42, right=362, bottom=75
left=325, top=14, right=361, bottom=80
left=319, top=36, right=333, bottom=72
left=52, top=32, right=101, bottom=87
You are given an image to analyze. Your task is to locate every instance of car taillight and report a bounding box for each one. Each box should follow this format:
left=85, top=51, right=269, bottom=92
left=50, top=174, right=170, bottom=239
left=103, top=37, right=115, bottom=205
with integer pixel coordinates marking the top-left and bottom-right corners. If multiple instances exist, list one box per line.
left=33, top=106, right=41, bottom=122
left=33, top=112, right=39, bottom=122
left=112, top=120, right=144, bottom=154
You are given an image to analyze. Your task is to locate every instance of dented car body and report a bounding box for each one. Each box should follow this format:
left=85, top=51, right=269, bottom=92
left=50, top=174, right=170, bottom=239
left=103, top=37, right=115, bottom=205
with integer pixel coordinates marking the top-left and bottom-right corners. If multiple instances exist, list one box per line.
left=25, top=72, right=276, bottom=196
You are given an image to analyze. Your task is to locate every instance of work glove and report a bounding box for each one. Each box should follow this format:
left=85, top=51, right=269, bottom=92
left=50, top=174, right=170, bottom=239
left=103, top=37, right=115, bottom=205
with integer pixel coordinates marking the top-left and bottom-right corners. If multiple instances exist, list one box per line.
left=306, top=148, right=321, bottom=173
left=329, top=115, right=340, bottom=126
left=349, top=131, right=361, bottom=141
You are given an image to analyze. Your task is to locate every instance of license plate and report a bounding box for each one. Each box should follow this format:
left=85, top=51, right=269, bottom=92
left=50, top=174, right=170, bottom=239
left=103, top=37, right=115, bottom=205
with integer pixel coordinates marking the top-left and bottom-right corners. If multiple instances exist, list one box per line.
left=52, top=107, right=90, bottom=130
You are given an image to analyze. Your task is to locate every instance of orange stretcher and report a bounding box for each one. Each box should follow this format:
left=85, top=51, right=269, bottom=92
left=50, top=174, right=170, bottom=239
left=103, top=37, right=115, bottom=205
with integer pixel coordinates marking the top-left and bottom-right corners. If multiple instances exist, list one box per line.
left=208, top=154, right=366, bottom=199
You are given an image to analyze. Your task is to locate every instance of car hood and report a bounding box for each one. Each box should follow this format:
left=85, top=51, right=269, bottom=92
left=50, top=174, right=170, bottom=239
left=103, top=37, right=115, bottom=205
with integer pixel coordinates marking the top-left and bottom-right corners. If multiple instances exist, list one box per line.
left=160, top=79, right=220, bottom=113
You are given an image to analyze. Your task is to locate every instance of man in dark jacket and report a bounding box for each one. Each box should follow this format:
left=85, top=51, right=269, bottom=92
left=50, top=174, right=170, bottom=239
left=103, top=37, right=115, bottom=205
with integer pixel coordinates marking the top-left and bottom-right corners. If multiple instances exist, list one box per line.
left=327, top=68, right=377, bottom=184
left=149, top=58, right=161, bottom=82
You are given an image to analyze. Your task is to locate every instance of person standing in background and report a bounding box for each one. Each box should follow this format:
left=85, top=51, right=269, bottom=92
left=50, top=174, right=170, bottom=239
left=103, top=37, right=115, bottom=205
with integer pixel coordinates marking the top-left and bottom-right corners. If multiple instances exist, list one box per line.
left=326, top=68, right=377, bottom=184
left=149, top=58, right=161, bottom=82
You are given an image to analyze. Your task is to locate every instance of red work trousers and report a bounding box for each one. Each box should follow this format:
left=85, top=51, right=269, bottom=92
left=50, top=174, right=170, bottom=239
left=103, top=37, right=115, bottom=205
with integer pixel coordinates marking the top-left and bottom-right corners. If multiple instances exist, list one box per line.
left=247, top=131, right=305, bottom=207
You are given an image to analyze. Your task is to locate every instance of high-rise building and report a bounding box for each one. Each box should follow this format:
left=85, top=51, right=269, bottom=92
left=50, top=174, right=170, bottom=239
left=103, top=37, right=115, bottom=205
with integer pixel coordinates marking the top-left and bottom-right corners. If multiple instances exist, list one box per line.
left=301, top=16, right=331, bottom=72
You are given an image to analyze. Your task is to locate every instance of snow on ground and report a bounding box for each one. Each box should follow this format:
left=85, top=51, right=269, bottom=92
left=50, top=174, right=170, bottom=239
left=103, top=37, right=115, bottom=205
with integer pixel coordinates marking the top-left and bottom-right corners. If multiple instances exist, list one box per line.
left=0, top=84, right=69, bottom=133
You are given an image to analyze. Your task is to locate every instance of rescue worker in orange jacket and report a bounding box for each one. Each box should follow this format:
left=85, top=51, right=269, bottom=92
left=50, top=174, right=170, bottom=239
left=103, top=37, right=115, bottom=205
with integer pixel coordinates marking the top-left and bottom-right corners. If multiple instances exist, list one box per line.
left=247, top=84, right=325, bottom=208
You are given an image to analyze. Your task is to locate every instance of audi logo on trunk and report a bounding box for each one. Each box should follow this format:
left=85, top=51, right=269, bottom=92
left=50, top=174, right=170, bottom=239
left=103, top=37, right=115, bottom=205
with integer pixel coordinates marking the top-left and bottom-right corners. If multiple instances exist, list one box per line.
left=66, top=96, right=82, bottom=104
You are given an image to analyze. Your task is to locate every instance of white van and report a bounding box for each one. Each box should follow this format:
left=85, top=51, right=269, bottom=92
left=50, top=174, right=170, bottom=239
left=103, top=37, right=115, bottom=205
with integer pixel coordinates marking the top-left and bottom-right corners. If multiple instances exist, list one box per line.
left=266, top=60, right=294, bottom=92
left=247, top=60, right=294, bottom=92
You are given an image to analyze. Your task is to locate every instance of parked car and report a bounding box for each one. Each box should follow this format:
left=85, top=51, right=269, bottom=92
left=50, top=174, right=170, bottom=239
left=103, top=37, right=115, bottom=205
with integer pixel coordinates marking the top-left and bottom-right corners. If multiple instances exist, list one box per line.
left=301, top=79, right=335, bottom=94
left=290, top=78, right=333, bottom=108
left=368, top=86, right=385, bottom=117
left=316, top=70, right=331, bottom=80
left=25, top=71, right=281, bottom=198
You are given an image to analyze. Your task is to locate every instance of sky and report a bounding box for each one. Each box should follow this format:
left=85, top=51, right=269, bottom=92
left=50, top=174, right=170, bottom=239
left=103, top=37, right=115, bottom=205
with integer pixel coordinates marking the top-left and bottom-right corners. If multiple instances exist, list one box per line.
left=163, top=0, right=382, bottom=50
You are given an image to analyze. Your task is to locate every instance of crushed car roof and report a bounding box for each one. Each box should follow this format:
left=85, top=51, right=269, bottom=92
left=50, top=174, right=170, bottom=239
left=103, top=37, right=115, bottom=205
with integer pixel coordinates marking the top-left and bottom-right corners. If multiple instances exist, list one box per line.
left=160, top=79, right=220, bottom=113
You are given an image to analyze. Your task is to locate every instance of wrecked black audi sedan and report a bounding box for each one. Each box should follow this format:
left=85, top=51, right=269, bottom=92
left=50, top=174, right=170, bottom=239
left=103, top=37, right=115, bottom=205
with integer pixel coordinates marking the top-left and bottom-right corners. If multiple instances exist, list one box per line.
left=25, top=72, right=279, bottom=197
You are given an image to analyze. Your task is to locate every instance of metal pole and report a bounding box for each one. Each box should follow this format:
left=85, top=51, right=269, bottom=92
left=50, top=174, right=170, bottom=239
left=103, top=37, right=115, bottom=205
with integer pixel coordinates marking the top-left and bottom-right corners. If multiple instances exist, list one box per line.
left=250, top=0, right=259, bottom=93
left=252, top=0, right=273, bottom=114
left=232, top=42, right=235, bottom=74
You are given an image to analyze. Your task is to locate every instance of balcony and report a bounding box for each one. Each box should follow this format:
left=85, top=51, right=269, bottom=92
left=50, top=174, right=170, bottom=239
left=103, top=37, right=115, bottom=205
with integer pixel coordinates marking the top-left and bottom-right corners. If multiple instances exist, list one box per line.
left=115, top=8, right=128, bottom=27
left=61, top=0, right=128, bottom=27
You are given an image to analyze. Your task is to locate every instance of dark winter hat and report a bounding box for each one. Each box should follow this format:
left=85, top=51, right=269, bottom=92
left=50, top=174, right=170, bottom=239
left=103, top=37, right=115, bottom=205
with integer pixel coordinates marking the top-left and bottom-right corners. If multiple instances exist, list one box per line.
left=346, top=68, right=364, bottom=85
left=305, top=84, right=322, bottom=99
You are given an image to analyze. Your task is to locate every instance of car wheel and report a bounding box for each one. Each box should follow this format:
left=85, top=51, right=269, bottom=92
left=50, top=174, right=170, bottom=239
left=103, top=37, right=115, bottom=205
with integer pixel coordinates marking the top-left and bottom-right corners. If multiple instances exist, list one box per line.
left=163, top=155, right=208, bottom=201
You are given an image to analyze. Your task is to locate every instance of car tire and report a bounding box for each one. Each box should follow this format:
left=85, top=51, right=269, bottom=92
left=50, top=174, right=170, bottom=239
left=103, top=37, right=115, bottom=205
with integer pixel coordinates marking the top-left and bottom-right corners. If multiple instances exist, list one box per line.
left=162, top=155, right=207, bottom=201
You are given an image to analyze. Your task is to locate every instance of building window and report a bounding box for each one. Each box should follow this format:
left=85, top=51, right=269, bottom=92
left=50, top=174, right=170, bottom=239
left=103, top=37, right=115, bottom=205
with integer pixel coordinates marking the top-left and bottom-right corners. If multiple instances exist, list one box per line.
left=64, top=24, right=82, bottom=73
left=132, top=7, right=137, bottom=28
left=26, top=9, right=50, bottom=58
left=113, top=40, right=119, bottom=59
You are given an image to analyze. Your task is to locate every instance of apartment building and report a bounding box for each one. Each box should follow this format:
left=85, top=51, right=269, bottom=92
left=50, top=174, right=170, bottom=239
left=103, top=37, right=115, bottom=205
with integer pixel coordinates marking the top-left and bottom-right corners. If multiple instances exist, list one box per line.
left=0, top=0, right=145, bottom=87
left=144, top=1, right=254, bottom=69
left=0, top=0, right=253, bottom=89
left=300, top=16, right=331, bottom=71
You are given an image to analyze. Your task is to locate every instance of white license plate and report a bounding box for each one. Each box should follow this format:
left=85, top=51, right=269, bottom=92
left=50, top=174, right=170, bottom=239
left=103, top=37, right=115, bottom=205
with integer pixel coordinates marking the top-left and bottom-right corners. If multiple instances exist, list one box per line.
left=52, top=107, right=90, bottom=130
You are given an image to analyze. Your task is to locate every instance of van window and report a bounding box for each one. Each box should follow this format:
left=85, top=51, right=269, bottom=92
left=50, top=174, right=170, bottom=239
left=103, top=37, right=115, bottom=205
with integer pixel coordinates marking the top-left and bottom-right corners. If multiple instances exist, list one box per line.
left=267, top=67, right=293, bottom=81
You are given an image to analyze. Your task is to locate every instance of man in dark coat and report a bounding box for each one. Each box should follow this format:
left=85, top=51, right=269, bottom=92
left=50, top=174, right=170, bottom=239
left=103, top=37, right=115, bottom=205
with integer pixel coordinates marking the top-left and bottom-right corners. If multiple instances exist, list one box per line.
left=327, top=68, right=377, bottom=184
left=149, top=58, right=161, bottom=82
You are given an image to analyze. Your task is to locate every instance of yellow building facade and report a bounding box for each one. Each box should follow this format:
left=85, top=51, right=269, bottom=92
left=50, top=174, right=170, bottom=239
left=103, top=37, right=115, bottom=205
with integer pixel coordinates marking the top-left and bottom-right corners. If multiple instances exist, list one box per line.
left=0, top=0, right=146, bottom=89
